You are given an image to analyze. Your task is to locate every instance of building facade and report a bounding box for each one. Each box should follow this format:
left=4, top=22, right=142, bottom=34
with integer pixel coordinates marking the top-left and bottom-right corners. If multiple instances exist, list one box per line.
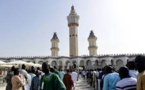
left=0, top=54, right=142, bottom=70
left=0, top=6, right=143, bottom=70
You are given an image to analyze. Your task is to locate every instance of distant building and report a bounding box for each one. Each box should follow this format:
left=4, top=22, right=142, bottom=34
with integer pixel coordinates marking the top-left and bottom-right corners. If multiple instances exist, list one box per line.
left=1, top=6, right=143, bottom=70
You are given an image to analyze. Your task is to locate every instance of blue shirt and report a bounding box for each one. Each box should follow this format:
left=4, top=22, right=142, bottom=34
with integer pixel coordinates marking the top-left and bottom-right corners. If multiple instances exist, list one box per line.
left=59, top=71, right=65, bottom=80
left=103, top=72, right=120, bottom=90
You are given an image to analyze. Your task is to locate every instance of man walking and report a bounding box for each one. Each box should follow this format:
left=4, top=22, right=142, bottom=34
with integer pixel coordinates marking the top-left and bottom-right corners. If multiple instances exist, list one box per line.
left=63, top=70, right=74, bottom=90
left=40, top=62, right=66, bottom=90
left=135, top=55, right=145, bottom=90
left=116, top=66, right=137, bottom=90
left=103, top=66, right=120, bottom=90
left=71, top=70, right=78, bottom=88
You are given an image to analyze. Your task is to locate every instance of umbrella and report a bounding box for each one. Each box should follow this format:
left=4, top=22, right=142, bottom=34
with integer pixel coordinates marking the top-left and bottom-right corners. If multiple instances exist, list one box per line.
left=26, top=62, right=35, bottom=66
left=8, top=60, right=27, bottom=65
left=0, top=61, right=6, bottom=64
left=0, top=64, right=13, bottom=68
left=33, top=64, right=41, bottom=67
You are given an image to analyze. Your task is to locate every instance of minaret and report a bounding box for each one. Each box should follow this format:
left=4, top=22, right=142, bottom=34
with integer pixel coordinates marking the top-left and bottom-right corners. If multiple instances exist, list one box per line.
left=88, top=30, right=98, bottom=56
left=51, top=32, right=59, bottom=57
left=67, top=5, right=79, bottom=57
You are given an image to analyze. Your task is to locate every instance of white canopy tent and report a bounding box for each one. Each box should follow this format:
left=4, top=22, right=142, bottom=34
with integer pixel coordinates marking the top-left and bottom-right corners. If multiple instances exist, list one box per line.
left=0, top=61, right=6, bottom=65
left=0, top=65, right=13, bottom=68
left=8, top=60, right=27, bottom=65
left=25, top=62, right=41, bottom=67
left=26, top=62, right=35, bottom=66
left=33, top=64, right=41, bottom=67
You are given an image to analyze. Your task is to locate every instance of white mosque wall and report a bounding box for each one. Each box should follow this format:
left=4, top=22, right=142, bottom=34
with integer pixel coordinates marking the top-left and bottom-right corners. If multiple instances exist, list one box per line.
left=0, top=54, right=142, bottom=70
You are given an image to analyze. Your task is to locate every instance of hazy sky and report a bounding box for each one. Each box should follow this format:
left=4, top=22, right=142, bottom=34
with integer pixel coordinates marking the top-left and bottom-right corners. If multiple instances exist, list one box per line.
left=0, top=0, right=145, bottom=57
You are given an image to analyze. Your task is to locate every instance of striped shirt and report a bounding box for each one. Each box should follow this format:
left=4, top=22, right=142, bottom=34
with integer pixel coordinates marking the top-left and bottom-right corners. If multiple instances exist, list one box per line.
left=116, top=77, right=137, bottom=90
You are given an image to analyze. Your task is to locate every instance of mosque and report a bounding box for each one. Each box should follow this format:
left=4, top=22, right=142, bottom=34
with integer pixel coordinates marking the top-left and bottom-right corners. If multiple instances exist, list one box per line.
left=1, top=6, right=143, bottom=70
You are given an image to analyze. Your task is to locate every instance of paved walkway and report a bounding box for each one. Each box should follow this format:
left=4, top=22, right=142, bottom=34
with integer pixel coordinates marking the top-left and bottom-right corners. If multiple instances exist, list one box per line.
left=75, top=76, right=94, bottom=90
left=0, top=76, right=94, bottom=90
left=0, top=83, right=6, bottom=90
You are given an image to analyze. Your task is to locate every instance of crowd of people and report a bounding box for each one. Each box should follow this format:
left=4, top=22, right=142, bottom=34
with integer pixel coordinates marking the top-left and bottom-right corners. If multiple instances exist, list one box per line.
left=5, top=62, right=78, bottom=90
left=81, top=55, right=145, bottom=90
left=3, top=55, right=145, bottom=90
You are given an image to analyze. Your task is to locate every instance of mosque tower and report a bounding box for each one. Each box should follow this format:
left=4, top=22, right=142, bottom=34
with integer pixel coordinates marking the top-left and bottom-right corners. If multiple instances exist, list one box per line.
left=67, top=5, right=79, bottom=57
left=88, top=30, right=98, bottom=56
left=50, top=32, right=59, bottom=57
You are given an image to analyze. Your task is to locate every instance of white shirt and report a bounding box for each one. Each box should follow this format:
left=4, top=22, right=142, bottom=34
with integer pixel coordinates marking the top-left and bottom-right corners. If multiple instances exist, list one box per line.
left=71, top=71, right=78, bottom=86
left=19, top=69, right=31, bottom=90
left=25, top=74, right=31, bottom=90
left=129, top=70, right=138, bottom=79
left=82, top=71, right=86, bottom=75
left=95, top=71, right=99, bottom=77
left=116, top=77, right=137, bottom=90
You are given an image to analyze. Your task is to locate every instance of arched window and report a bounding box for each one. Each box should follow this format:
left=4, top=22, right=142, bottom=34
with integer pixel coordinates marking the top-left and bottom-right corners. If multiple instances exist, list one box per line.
left=38, top=61, right=43, bottom=65
left=95, top=60, right=98, bottom=65
left=65, top=60, right=70, bottom=66
left=80, top=60, right=84, bottom=66
left=127, top=59, right=129, bottom=63
left=116, top=59, right=124, bottom=67
left=101, top=60, right=107, bottom=68
left=59, top=61, right=62, bottom=66
left=111, top=60, right=113, bottom=65
left=86, top=60, right=92, bottom=66
left=51, top=61, right=57, bottom=67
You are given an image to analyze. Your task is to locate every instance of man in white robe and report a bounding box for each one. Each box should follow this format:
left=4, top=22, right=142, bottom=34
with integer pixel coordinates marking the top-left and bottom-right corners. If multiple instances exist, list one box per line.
left=71, top=70, right=78, bottom=88
left=19, top=64, right=32, bottom=90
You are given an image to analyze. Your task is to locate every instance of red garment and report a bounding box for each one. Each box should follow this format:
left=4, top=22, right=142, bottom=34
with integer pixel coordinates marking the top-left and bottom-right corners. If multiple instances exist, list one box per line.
left=63, top=73, right=74, bottom=90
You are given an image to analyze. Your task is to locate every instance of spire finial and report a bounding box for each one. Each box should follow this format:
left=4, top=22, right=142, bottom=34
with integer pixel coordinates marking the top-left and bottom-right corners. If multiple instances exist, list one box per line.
left=90, top=30, right=94, bottom=36
left=89, top=30, right=96, bottom=38
left=52, top=32, right=58, bottom=40
left=70, top=5, right=76, bottom=14
left=71, top=5, right=74, bottom=10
